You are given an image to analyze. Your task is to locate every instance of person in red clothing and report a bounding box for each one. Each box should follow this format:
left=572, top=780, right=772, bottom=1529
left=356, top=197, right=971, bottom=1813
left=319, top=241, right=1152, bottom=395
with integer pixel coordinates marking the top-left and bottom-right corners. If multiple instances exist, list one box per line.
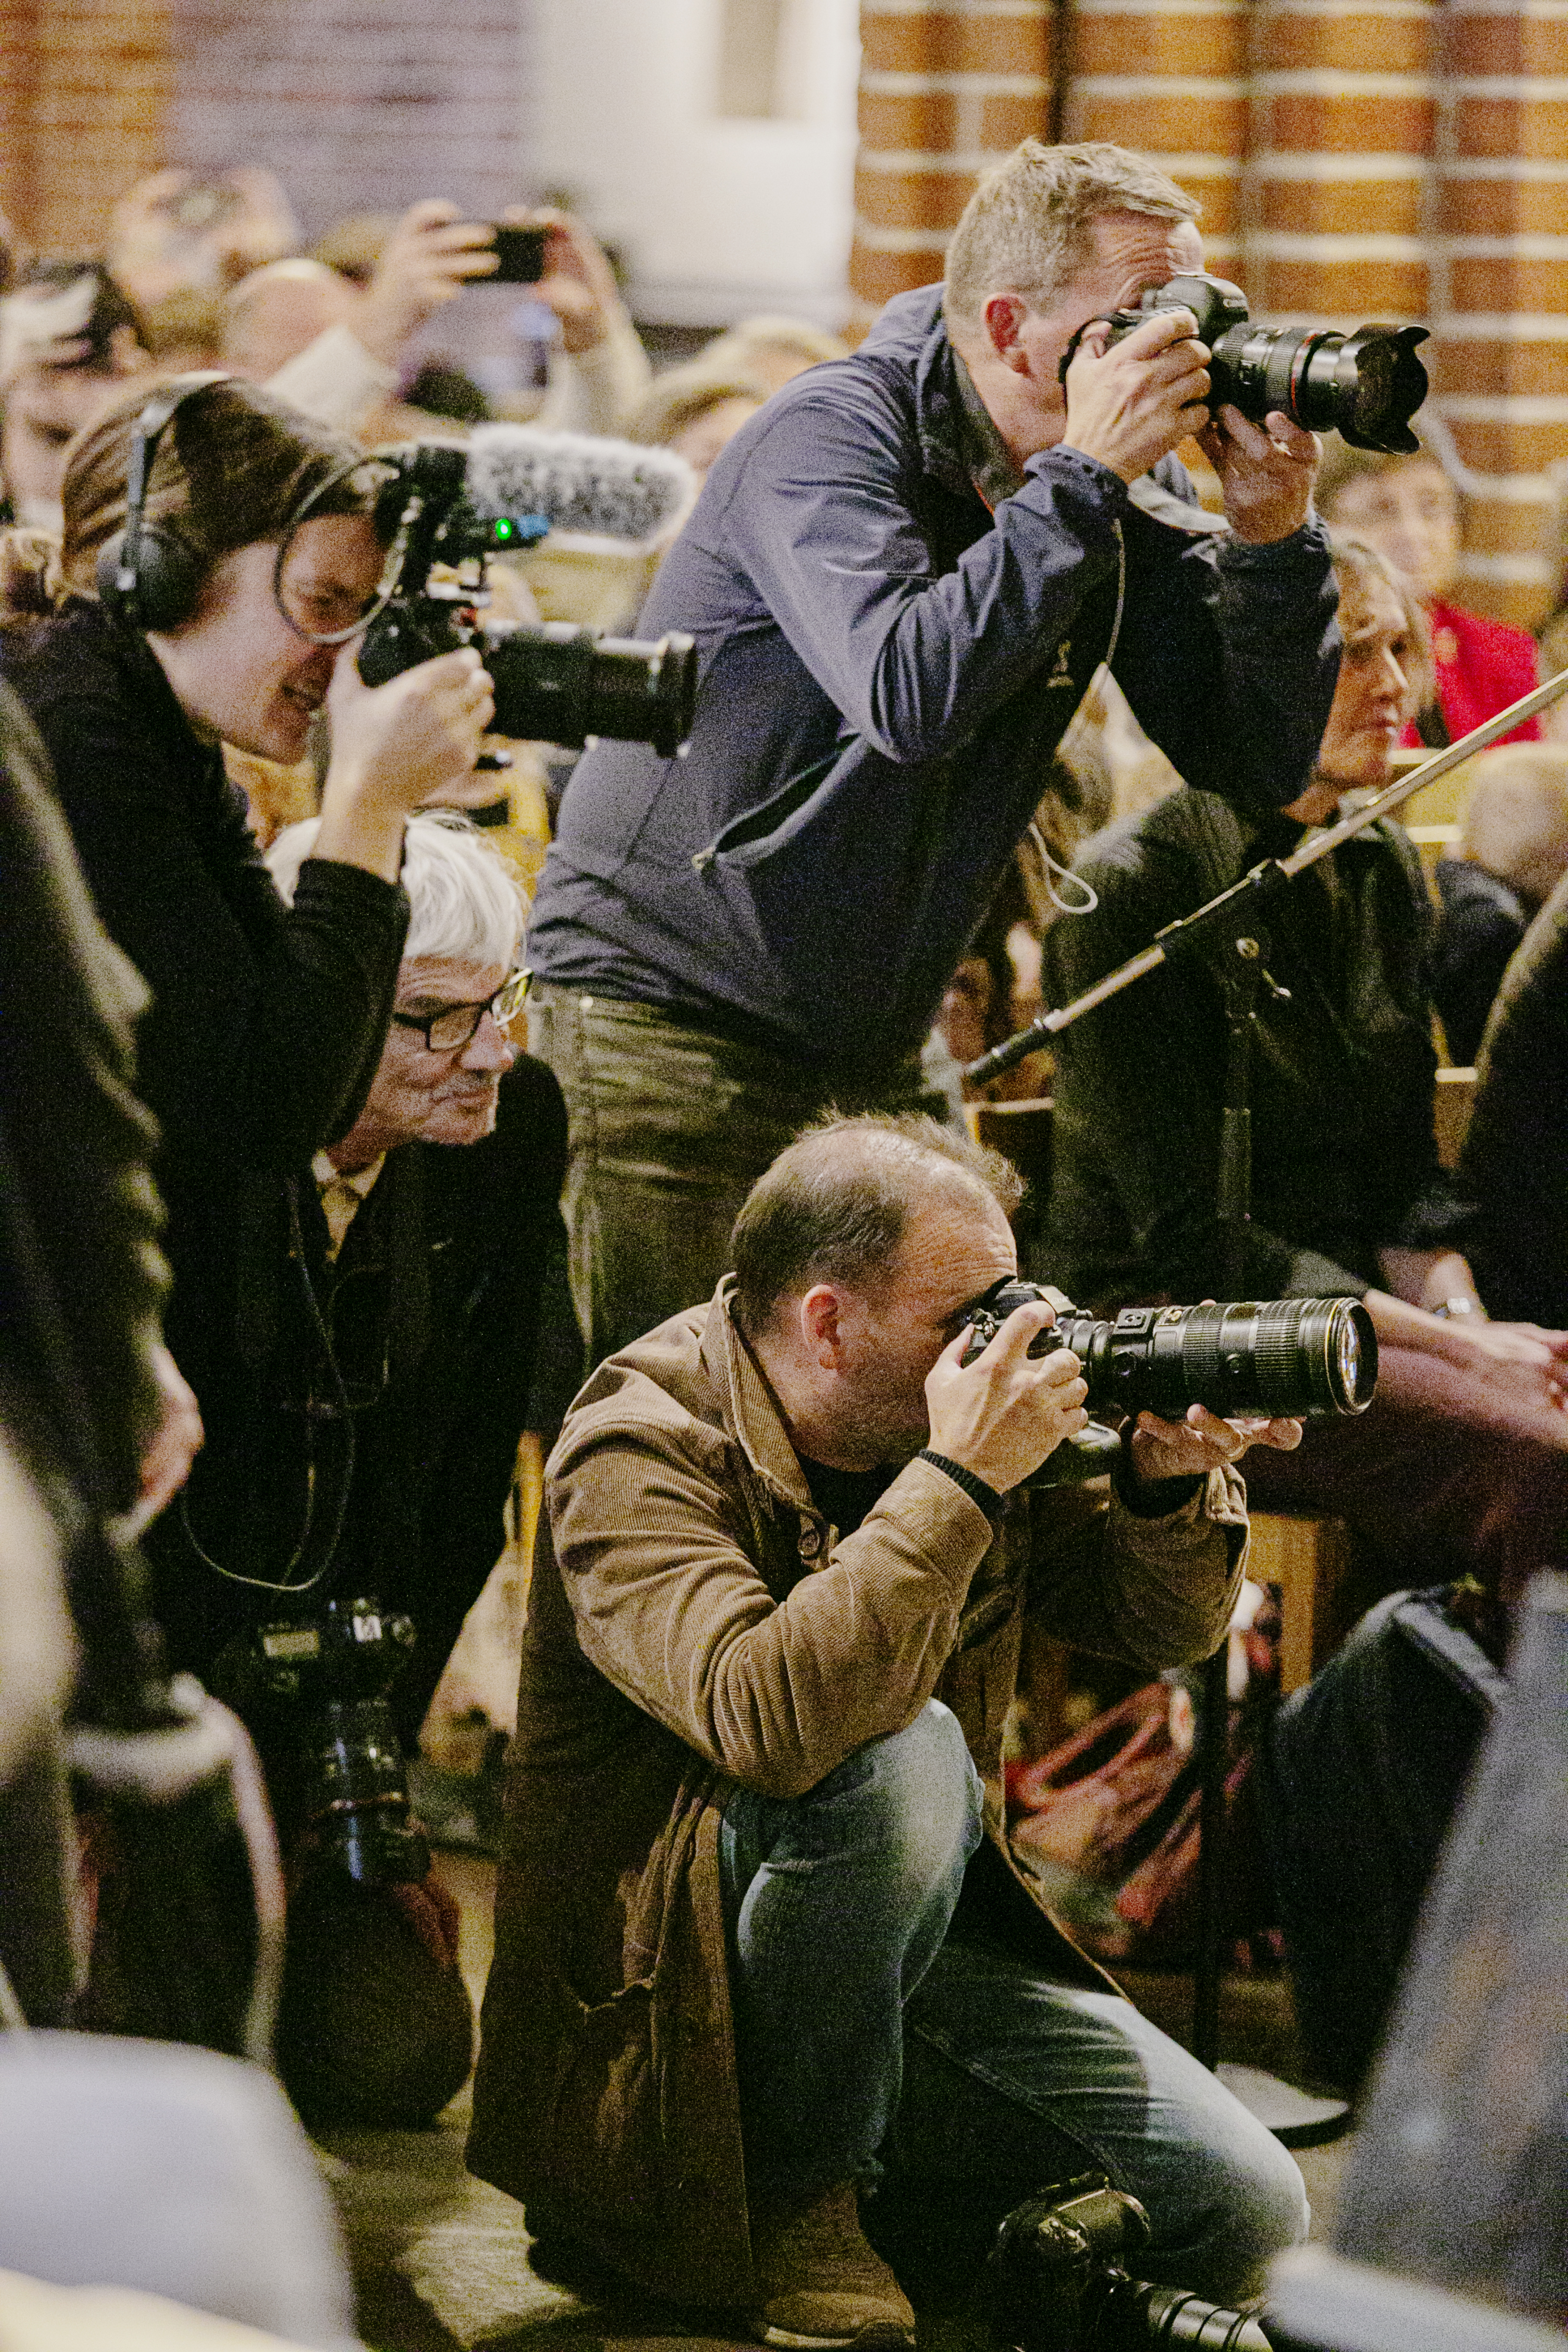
left=1316, top=434, right=1540, bottom=749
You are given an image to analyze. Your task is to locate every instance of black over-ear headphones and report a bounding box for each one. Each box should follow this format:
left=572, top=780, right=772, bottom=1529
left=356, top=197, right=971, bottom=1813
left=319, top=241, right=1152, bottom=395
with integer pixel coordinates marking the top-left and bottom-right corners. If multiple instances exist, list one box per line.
left=95, top=371, right=233, bottom=633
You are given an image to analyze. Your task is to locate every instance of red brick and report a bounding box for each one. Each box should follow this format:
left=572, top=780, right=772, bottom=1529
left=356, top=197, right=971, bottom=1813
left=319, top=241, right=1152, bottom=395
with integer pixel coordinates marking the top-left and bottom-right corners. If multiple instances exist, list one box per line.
left=1436, top=174, right=1568, bottom=238
left=1259, top=173, right=1425, bottom=237
left=1256, top=255, right=1430, bottom=317
left=1268, top=91, right=1436, bottom=153
left=861, top=11, right=1052, bottom=78
left=1456, top=94, right=1568, bottom=162
left=1262, top=11, right=1433, bottom=74
left=859, top=87, right=960, bottom=153
left=855, top=165, right=978, bottom=233
left=1444, top=416, right=1568, bottom=478
left=979, top=89, right=1052, bottom=151
left=1072, top=12, right=1247, bottom=79
left=1430, top=337, right=1568, bottom=401
left=1073, top=88, right=1248, bottom=154
left=850, top=238, right=950, bottom=309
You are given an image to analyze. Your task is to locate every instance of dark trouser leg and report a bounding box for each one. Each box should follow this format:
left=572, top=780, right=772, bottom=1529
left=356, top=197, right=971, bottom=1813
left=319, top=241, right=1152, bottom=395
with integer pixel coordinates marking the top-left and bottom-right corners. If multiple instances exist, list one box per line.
left=527, top=986, right=945, bottom=1367
left=864, top=1939, right=1308, bottom=2311
left=719, top=1703, right=984, bottom=2204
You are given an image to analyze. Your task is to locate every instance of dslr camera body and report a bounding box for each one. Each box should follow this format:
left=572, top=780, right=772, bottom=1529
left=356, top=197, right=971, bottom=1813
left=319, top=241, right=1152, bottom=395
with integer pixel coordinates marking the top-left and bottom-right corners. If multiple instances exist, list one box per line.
left=232, top=1596, right=428, bottom=1889
left=1064, top=271, right=1428, bottom=455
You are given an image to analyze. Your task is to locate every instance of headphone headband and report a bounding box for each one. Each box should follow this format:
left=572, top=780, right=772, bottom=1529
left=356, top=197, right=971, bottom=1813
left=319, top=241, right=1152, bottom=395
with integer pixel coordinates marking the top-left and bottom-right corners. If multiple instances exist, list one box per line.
left=108, top=370, right=233, bottom=615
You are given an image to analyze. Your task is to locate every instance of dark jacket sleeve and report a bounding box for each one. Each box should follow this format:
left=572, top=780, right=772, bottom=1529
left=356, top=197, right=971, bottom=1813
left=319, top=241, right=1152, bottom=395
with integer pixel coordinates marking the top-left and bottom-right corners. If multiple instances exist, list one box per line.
left=0, top=685, right=167, bottom=1510
left=41, top=690, right=407, bottom=1171
left=710, top=381, right=1339, bottom=811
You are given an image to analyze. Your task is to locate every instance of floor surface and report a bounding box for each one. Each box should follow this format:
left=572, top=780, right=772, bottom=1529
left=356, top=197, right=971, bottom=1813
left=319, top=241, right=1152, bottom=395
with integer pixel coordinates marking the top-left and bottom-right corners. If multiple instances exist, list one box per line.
left=320, top=1854, right=1354, bottom=2352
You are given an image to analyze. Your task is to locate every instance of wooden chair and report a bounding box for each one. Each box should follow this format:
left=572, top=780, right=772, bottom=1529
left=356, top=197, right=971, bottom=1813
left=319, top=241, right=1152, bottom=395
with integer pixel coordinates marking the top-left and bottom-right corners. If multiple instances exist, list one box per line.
left=1247, top=1512, right=1355, bottom=1696
left=1435, top=1066, right=1477, bottom=1169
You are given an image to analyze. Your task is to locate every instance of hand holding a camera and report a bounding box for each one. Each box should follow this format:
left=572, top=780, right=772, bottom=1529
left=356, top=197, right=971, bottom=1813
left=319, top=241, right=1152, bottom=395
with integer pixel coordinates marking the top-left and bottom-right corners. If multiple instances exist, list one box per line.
left=1061, top=308, right=1213, bottom=486
left=1199, top=403, right=1320, bottom=545
left=1127, top=1402, right=1303, bottom=1485
left=927, top=1297, right=1089, bottom=1492
left=317, top=646, right=497, bottom=875
left=355, top=200, right=501, bottom=369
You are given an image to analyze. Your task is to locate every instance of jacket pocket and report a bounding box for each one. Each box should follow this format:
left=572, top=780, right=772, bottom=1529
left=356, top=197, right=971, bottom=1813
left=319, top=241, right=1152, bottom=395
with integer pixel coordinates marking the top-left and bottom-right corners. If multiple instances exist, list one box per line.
left=543, top=1972, right=661, bottom=2227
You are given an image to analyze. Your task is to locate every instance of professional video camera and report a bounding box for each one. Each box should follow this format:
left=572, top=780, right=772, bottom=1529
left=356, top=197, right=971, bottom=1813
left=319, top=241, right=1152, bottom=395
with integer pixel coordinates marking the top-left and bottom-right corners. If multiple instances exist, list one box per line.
left=988, top=2173, right=1274, bottom=2351
left=241, top=1595, right=428, bottom=1888
left=1064, top=272, right=1428, bottom=455
left=960, top=1280, right=1376, bottom=1423
left=354, top=428, right=699, bottom=754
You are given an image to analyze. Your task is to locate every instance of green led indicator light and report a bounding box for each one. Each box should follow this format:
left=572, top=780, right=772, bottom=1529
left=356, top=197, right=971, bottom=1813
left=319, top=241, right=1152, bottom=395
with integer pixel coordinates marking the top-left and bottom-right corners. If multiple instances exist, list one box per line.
left=494, top=518, right=516, bottom=542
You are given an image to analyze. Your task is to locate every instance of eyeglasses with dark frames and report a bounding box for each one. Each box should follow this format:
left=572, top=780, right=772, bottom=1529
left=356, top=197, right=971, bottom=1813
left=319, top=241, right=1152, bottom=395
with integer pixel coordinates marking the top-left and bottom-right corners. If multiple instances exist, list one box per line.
left=388, top=967, right=533, bottom=1054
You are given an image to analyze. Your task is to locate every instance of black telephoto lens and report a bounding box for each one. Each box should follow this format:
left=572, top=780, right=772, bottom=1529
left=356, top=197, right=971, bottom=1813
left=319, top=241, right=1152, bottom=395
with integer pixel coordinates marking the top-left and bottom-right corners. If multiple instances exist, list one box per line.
left=480, top=618, right=698, bottom=754
left=961, top=1284, right=1376, bottom=1421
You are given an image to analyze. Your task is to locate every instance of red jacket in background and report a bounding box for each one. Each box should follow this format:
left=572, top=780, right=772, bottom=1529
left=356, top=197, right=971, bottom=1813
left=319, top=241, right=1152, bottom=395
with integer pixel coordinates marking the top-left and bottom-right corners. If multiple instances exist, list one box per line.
left=1402, top=596, right=1541, bottom=748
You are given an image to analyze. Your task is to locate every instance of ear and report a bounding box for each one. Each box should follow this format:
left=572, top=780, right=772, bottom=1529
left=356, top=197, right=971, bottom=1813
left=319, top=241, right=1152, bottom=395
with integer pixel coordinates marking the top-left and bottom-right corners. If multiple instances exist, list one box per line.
left=798, top=1283, right=848, bottom=1369
left=981, top=293, right=1031, bottom=372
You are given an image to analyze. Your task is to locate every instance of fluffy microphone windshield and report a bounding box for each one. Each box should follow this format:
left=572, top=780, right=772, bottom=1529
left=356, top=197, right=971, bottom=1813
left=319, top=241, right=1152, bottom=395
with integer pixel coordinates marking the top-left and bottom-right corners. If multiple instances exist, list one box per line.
left=463, top=423, right=695, bottom=544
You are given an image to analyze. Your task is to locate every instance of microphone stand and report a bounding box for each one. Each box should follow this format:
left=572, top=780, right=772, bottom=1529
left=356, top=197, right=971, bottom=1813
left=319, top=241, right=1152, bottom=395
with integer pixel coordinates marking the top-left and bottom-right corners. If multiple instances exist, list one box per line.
left=965, top=661, right=1568, bottom=2075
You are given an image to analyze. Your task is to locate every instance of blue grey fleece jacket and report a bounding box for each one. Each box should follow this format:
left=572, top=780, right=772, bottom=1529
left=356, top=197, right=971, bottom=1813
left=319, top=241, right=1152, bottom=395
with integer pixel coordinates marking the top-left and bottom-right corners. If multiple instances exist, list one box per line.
left=526, top=285, right=1341, bottom=1076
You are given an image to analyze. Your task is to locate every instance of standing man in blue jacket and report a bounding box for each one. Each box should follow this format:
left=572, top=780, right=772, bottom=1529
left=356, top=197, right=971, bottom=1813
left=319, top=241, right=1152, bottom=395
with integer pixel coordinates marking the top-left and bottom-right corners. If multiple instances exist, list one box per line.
left=526, top=138, right=1340, bottom=1365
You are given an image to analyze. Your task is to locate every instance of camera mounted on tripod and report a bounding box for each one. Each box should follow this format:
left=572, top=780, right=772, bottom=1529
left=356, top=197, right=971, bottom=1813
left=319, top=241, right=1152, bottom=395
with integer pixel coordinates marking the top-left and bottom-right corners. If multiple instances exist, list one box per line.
left=1059, top=272, right=1428, bottom=455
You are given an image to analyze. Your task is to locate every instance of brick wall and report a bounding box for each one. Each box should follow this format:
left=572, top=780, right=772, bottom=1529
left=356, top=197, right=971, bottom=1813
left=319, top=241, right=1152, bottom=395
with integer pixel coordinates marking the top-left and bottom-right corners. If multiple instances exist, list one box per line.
left=0, top=0, right=529, bottom=259
left=0, top=0, right=174, bottom=254
left=169, top=0, right=530, bottom=244
left=851, top=0, right=1568, bottom=625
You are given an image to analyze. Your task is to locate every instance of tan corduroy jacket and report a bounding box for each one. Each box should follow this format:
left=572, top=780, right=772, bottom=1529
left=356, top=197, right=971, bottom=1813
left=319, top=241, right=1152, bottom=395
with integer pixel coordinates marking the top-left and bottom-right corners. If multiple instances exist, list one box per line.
left=467, top=1281, right=1249, bottom=2308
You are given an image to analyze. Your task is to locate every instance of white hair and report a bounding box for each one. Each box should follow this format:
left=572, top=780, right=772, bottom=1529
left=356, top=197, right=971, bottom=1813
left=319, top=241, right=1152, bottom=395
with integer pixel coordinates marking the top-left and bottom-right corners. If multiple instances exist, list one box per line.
left=267, top=810, right=524, bottom=969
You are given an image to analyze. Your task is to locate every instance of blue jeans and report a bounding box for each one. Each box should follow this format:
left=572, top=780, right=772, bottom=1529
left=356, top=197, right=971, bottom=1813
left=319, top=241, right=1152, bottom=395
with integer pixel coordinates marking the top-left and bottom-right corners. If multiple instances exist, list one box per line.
left=721, top=1703, right=1308, bottom=2308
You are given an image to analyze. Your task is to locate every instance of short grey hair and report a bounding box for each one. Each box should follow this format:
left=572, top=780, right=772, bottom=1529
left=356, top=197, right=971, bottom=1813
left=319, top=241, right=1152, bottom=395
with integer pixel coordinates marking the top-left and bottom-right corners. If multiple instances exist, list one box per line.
left=943, top=140, right=1199, bottom=335
left=267, top=810, right=524, bottom=969
left=730, top=1112, right=1022, bottom=1338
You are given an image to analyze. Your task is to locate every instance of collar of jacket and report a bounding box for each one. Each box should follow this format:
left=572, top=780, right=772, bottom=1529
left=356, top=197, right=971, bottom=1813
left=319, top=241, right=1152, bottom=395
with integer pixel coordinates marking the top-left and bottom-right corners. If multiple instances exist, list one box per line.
left=863, top=283, right=1225, bottom=538
left=697, top=1276, right=821, bottom=1518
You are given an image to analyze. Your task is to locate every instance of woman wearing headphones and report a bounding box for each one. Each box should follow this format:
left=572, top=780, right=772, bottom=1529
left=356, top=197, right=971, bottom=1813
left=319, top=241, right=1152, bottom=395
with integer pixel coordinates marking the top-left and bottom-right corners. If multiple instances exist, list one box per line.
left=1, top=372, right=493, bottom=1592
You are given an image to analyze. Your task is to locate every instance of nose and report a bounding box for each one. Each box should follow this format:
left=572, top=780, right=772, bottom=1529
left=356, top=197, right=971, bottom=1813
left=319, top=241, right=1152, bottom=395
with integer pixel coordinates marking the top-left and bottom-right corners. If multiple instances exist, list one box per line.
left=1380, top=647, right=1410, bottom=710
left=459, top=1009, right=517, bottom=1073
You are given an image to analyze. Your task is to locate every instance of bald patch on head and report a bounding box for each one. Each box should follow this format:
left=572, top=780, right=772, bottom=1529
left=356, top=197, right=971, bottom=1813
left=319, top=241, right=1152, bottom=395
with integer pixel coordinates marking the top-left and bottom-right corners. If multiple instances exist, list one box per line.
left=730, top=1111, right=1022, bottom=1339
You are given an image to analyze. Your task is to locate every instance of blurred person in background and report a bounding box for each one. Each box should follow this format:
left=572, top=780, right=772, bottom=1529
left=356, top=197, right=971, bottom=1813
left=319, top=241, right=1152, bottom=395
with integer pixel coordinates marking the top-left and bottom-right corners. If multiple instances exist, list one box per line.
left=1458, top=867, right=1568, bottom=1330
left=1316, top=431, right=1541, bottom=748
left=1045, top=533, right=1568, bottom=1614
left=697, top=311, right=851, bottom=396
left=624, top=362, right=768, bottom=479
left=243, top=200, right=650, bottom=442
left=0, top=261, right=150, bottom=530
left=107, top=167, right=299, bottom=309
left=1430, top=741, right=1568, bottom=1064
